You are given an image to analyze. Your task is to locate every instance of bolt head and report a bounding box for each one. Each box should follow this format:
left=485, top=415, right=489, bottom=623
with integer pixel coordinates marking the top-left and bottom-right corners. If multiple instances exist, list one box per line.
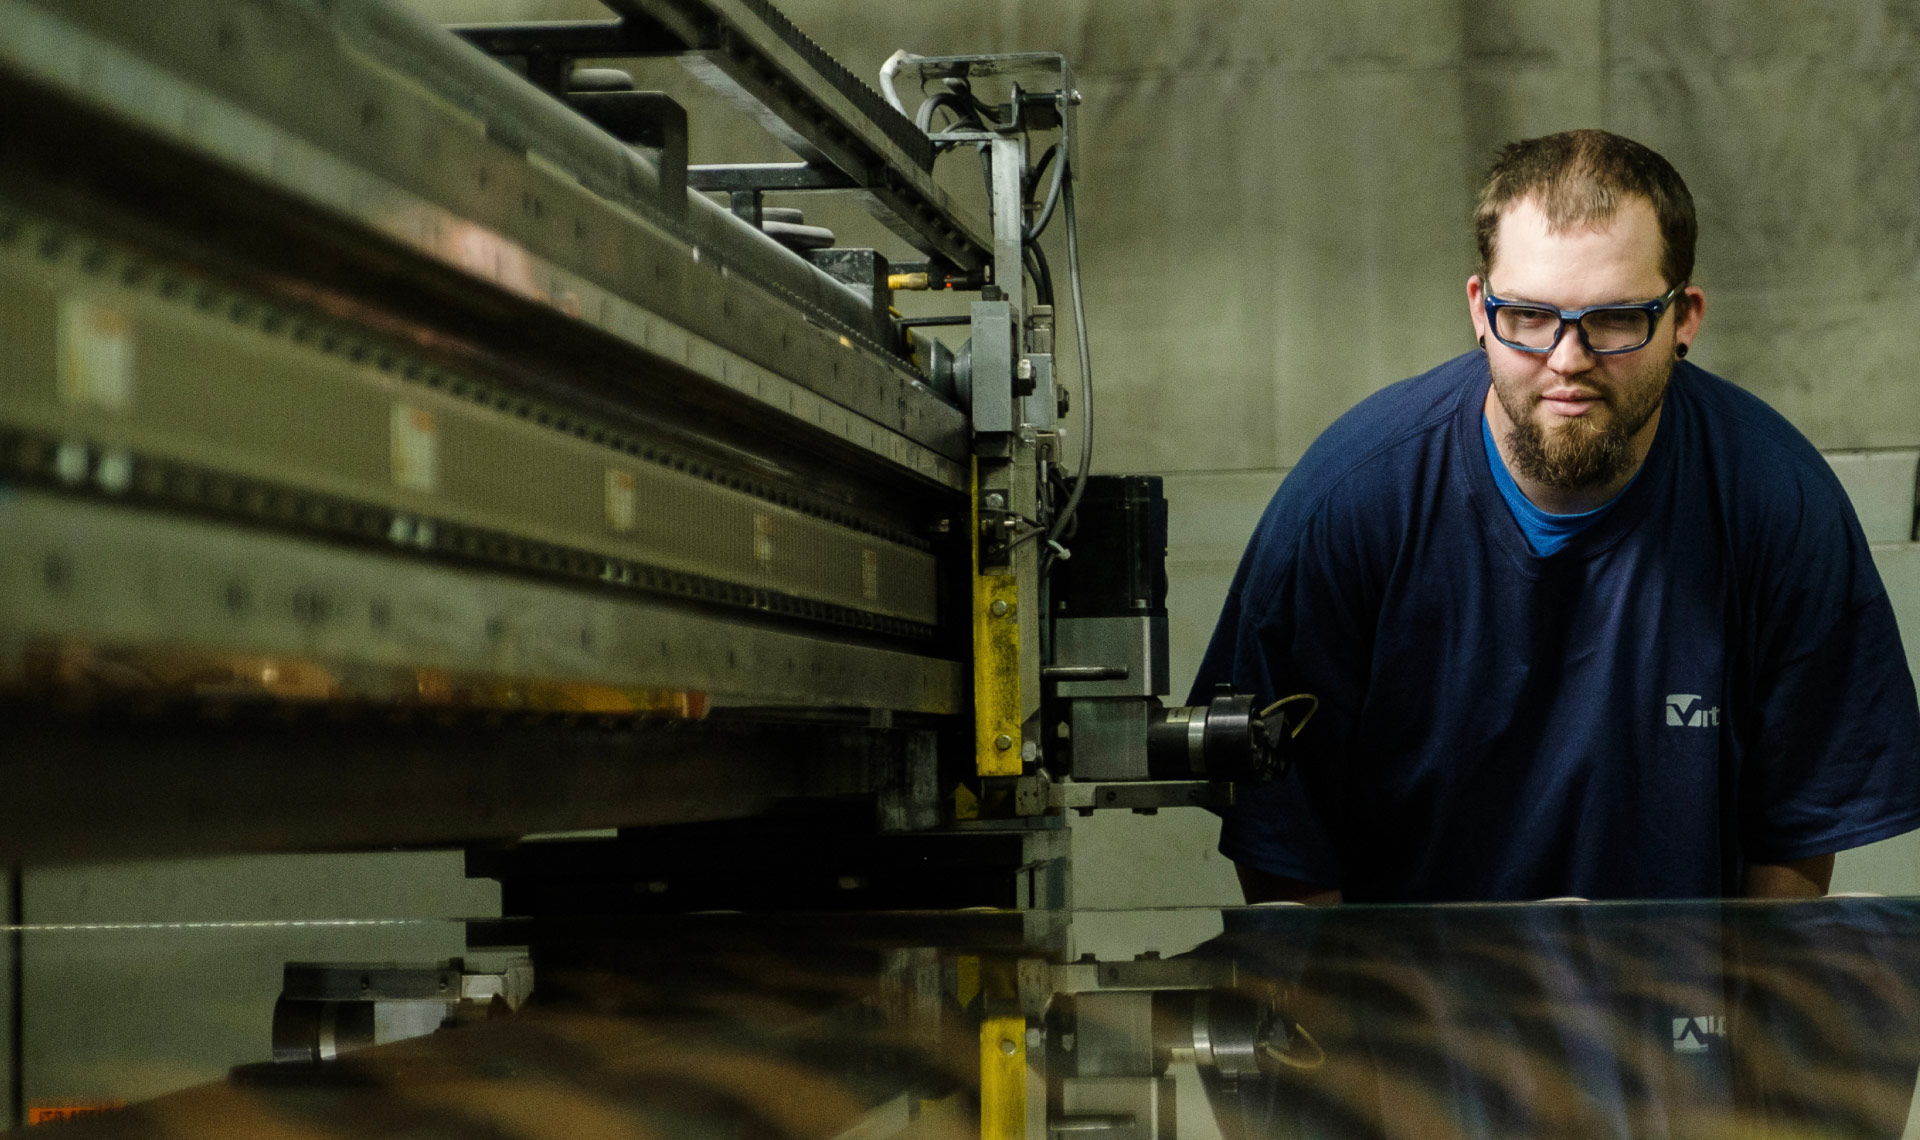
left=985, top=492, right=1006, bottom=509
left=990, top=599, right=1009, bottom=617
left=994, top=733, right=1013, bottom=751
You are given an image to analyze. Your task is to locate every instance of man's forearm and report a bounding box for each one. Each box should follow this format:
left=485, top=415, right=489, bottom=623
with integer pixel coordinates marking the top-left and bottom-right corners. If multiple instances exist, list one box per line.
left=1236, top=863, right=1343, bottom=905
left=1743, top=853, right=1835, bottom=898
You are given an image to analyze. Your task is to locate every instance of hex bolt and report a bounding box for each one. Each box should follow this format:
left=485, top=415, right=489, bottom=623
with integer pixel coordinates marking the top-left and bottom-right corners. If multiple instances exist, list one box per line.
left=990, top=599, right=1009, bottom=618
left=994, top=734, right=1013, bottom=751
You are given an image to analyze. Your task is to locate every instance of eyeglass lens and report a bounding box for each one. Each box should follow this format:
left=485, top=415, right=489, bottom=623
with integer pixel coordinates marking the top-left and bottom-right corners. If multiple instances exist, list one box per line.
left=1494, top=305, right=1653, bottom=352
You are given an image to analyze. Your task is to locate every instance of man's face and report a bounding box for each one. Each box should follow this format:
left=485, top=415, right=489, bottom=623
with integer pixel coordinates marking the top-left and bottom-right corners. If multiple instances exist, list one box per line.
left=1469, top=196, right=1697, bottom=492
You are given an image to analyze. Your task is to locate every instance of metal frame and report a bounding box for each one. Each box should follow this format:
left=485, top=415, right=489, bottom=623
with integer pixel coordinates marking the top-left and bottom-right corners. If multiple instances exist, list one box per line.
left=451, top=1, right=995, bottom=275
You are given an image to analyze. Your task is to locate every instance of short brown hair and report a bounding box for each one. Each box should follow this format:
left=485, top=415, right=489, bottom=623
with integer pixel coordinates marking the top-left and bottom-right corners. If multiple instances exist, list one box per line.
left=1474, top=129, right=1697, bottom=290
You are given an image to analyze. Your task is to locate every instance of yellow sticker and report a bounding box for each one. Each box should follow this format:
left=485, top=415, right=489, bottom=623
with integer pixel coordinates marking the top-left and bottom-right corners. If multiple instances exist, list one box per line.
left=391, top=404, right=438, bottom=492
left=605, top=467, right=636, bottom=532
left=57, top=297, right=134, bottom=412
left=955, top=954, right=980, bottom=1009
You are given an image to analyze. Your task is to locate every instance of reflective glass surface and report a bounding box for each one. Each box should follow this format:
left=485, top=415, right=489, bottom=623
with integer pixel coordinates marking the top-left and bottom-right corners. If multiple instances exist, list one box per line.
left=8, top=900, right=1920, bottom=1139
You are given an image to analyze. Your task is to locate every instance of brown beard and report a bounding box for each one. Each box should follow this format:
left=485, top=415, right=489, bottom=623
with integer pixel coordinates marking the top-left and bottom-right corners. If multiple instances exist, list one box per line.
left=1493, top=360, right=1671, bottom=490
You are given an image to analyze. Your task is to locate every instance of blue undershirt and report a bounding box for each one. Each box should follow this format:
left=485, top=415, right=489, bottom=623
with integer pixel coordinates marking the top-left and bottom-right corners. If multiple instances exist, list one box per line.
left=1481, top=415, right=1630, bottom=555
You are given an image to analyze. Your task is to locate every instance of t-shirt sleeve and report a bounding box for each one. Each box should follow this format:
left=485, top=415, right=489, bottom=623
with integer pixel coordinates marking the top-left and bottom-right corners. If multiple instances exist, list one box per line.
left=1739, top=476, right=1920, bottom=863
left=1194, top=488, right=1383, bottom=889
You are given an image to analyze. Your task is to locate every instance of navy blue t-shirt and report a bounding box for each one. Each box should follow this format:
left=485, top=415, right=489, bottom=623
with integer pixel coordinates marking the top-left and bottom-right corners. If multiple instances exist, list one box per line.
left=1192, top=351, right=1920, bottom=901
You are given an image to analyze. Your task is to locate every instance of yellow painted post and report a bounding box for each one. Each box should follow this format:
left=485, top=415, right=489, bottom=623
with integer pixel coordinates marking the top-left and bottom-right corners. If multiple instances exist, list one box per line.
left=979, top=1014, right=1027, bottom=1140
left=972, top=459, right=1022, bottom=776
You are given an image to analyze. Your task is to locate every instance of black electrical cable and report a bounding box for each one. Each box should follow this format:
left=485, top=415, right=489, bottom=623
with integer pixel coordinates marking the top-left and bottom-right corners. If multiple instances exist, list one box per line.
left=1028, top=143, right=1058, bottom=197
left=1044, top=166, right=1094, bottom=565
left=1025, top=241, right=1054, bottom=306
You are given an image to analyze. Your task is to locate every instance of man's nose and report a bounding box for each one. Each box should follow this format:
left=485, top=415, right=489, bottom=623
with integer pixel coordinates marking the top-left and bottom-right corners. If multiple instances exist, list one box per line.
left=1547, top=320, right=1595, bottom=373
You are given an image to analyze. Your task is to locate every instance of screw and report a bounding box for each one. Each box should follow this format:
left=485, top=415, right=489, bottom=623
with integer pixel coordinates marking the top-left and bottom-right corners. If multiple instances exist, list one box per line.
left=985, top=492, right=1006, bottom=510
left=999, top=1039, right=1017, bottom=1055
left=994, top=734, right=1013, bottom=751
left=990, top=599, right=1009, bottom=617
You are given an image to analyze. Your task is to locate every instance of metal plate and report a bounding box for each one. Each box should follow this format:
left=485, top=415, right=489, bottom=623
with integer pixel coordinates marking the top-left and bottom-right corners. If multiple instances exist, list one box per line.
left=0, top=488, right=962, bottom=714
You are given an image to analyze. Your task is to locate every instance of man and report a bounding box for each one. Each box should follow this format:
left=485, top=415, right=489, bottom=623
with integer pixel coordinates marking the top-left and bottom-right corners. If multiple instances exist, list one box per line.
left=1193, top=129, right=1920, bottom=903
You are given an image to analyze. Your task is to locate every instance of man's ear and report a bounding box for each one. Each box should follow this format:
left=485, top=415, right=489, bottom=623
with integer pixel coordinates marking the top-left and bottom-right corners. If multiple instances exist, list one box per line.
left=1675, top=284, right=1706, bottom=350
left=1467, top=274, right=1489, bottom=342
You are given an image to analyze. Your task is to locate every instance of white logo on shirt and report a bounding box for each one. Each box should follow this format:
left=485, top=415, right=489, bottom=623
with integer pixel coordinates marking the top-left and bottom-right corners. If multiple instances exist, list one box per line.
left=1666, top=693, right=1720, bottom=728
left=1672, top=1015, right=1725, bottom=1054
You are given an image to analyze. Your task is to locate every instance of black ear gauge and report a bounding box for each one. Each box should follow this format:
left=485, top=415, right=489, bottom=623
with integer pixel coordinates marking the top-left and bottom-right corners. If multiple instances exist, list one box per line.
left=1676, top=343, right=1689, bottom=359
left=1478, top=335, right=1486, bottom=351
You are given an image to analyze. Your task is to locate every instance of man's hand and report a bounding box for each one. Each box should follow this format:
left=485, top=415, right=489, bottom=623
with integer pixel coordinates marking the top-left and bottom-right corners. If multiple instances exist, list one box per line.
left=1743, top=853, right=1834, bottom=898
left=1236, top=863, right=1342, bottom=905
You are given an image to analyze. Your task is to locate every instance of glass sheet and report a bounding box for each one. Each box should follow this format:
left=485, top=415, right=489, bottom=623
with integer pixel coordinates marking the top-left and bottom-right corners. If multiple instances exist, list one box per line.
left=9, top=900, right=1920, bottom=1139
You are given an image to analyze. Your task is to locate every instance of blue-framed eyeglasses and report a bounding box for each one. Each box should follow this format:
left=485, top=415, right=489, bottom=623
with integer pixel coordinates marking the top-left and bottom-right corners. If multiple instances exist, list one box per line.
left=1483, top=282, right=1685, bottom=355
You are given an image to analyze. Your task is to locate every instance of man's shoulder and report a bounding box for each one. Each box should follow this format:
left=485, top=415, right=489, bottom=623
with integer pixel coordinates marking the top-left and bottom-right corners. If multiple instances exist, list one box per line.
left=1236, top=353, right=1476, bottom=598
left=1282, top=351, right=1479, bottom=505
left=1672, top=363, right=1852, bottom=509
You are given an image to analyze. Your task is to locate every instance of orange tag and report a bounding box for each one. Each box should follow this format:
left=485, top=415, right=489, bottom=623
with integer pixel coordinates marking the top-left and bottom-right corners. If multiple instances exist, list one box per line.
left=29, top=1101, right=124, bottom=1125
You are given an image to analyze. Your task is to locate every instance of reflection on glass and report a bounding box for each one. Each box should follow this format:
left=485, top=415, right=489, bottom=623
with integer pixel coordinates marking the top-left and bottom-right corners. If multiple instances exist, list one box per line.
left=12, top=901, right=1920, bottom=1139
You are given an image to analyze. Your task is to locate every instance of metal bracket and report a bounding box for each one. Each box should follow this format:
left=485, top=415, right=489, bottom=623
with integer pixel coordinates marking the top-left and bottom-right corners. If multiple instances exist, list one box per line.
left=1048, top=780, right=1232, bottom=815
left=687, top=162, right=856, bottom=192
left=565, top=91, right=688, bottom=209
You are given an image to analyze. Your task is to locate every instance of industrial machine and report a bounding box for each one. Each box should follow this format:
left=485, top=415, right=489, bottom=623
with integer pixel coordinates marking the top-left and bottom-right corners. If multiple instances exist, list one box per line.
left=0, top=3, right=1334, bottom=1135
left=0, top=0, right=1304, bottom=901
left=8, top=8, right=1920, bottom=1140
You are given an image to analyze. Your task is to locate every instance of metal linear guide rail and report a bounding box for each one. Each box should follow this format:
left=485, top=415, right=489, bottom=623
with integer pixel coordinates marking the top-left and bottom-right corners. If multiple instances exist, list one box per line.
left=0, top=199, right=940, bottom=640
left=451, top=0, right=995, bottom=274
